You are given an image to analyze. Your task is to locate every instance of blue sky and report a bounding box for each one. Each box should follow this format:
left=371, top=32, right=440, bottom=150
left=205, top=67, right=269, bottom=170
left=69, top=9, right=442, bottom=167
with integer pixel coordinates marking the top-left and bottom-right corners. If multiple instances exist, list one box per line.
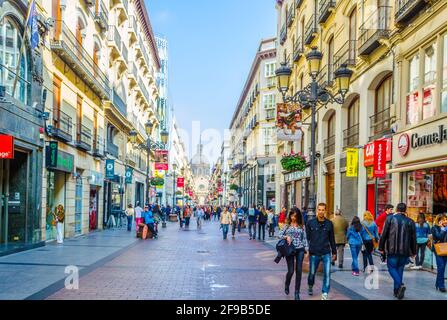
left=146, top=0, right=276, bottom=160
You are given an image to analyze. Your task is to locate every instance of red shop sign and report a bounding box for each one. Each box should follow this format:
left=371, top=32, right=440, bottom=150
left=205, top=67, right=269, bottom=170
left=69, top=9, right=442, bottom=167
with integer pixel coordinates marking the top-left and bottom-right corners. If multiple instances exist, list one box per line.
left=0, top=135, right=14, bottom=159
left=364, top=137, right=392, bottom=167
left=373, top=140, right=387, bottom=178
left=177, top=177, right=184, bottom=188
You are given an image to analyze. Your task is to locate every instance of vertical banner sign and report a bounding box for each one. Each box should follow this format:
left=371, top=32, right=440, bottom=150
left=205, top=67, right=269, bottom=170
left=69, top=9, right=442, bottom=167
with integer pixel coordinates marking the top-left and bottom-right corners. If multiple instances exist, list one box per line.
left=276, top=103, right=303, bottom=141
left=125, top=168, right=133, bottom=184
left=105, top=159, right=115, bottom=179
left=45, top=141, right=58, bottom=167
left=177, top=177, right=184, bottom=188
left=373, top=140, right=387, bottom=178
left=154, top=150, right=169, bottom=170
left=346, top=148, right=359, bottom=177
left=0, top=135, right=15, bottom=159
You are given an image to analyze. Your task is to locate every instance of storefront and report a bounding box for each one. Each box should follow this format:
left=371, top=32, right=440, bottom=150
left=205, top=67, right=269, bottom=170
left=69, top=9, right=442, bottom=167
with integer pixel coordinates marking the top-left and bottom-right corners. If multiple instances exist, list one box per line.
left=88, top=171, right=103, bottom=231
left=45, top=145, right=74, bottom=242
left=284, top=167, right=310, bottom=211
left=391, top=119, right=447, bottom=269
left=325, top=161, right=335, bottom=218
left=364, top=138, right=393, bottom=218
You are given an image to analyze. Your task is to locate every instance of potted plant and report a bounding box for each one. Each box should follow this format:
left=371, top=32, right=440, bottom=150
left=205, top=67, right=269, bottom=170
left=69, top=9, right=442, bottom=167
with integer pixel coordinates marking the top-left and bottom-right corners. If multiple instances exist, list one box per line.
left=229, top=184, right=239, bottom=191
left=150, top=177, right=164, bottom=186
left=280, top=152, right=307, bottom=172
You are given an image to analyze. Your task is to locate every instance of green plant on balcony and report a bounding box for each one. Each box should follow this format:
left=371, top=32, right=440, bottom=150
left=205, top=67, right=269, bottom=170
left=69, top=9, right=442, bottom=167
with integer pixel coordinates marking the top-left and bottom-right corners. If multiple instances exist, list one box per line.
left=229, top=184, right=239, bottom=191
left=280, top=152, right=307, bottom=172
left=150, top=177, right=164, bottom=186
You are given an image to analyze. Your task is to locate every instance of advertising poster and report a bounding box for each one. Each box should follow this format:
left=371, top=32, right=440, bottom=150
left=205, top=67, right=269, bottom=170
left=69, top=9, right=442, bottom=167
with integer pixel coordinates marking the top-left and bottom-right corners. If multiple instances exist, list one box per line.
left=155, top=150, right=169, bottom=170
left=276, top=103, right=303, bottom=141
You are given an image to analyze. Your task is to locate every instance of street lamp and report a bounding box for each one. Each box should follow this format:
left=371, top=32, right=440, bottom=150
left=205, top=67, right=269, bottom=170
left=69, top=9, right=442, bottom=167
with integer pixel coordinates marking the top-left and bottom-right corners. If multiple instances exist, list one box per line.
left=276, top=46, right=353, bottom=220
left=129, top=130, right=137, bottom=145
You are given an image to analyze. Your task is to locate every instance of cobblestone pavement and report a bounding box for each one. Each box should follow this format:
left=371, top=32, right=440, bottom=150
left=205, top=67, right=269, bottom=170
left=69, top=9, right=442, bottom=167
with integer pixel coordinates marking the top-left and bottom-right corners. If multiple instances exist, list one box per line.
left=47, top=220, right=353, bottom=300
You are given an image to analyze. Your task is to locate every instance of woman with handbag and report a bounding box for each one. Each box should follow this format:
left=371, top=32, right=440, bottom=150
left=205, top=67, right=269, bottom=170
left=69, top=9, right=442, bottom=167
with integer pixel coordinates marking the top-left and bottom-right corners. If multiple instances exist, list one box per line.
left=278, top=209, right=308, bottom=300
left=431, top=213, right=447, bottom=292
left=347, top=216, right=363, bottom=276
left=361, top=211, right=379, bottom=273
left=412, top=213, right=431, bottom=270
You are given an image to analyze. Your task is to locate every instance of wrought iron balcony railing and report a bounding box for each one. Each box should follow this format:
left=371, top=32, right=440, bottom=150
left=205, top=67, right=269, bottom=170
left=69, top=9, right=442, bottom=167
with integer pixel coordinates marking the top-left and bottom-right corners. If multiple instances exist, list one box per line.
left=76, top=124, right=92, bottom=151
left=395, top=0, right=427, bottom=25
left=112, top=88, right=127, bottom=117
left=287, top=6, right=295, bottom=28
left=129, top=15, right=138, bottom=34
left=334, top=40, right=357, bottom=70
left=319, top=0, right=336, bottom=24
left=94, top=0, right=108, bottom=31
left=318, top=64, right=335, bottom=88
left=293, top=36, right=304, bottom=62
left=359, top=6, right=392, bottom=55
left=370, top=107, right=392, bottom=139
left=107, top=141, right=119, bottom=158
left=304, top=15, right=318, bottom=45
left=343, top=123, right=359, bottom=148
left=92, top=136, right=105, bottom=158
left=280, top=23, right=287, bottom=45
left=295, top=0, right=304, bottom=9
left=324, top=135, right=336, bottom=157
left=50, top=21, right=110, bottom=100
left=52, top=109, right=73, bottom=142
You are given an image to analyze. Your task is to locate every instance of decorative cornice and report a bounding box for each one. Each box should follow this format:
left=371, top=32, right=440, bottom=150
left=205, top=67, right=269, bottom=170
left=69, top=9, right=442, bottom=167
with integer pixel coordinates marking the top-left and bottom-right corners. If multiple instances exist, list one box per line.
left=135, top=0, right=161, bottom=70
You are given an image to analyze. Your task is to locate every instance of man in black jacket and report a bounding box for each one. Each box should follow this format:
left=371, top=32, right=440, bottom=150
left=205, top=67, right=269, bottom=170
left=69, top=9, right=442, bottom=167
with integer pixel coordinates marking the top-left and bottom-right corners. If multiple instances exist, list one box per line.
left=378, top=203, right=416, bottom=300
left=305, top=203, right=337, bottom=300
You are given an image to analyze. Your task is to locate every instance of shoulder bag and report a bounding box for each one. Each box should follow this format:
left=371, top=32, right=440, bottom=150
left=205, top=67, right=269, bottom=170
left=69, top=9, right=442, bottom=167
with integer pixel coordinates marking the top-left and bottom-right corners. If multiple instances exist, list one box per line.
left=362, top=223, right=378, bottom=249
left=276, top=226, right=296, bottom=257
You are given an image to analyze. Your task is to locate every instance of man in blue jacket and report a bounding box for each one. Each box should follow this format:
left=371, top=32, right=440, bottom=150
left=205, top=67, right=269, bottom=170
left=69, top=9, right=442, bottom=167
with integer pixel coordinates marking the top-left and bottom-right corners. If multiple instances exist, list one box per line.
left=143, top=206, right=158, bottom=239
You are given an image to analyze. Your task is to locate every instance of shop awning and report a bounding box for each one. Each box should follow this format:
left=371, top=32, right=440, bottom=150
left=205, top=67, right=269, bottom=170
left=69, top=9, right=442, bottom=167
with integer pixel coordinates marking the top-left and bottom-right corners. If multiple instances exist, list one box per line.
left=387, top=158, right=447, bottom=173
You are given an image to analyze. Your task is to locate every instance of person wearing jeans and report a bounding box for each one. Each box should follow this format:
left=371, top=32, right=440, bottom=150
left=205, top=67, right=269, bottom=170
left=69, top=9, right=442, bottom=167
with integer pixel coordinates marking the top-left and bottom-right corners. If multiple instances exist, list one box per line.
left=431, top=214, right=447, bottom=292
left=306, top=203, right=337, bottom=300
left=230, top=208, right=238, bottom=238
left=258, top=207, right=268, bottom=241
left=220, top=208, right=232, bottom=240
left=346, top=216, right=363, bottom=276
left=413, top=213, right=431, bottom=270
left=378, top=203, right=416, bottom=299
left=125, top=204, right=135, bottom=232
left=248, top=205, right=257, bottom=240
left=361, top=211, right=379, bottom=273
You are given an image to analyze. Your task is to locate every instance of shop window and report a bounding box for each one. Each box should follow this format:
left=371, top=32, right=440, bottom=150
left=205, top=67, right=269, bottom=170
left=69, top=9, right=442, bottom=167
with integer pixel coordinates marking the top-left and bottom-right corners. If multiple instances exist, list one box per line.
left=423, top=44, right=436, bottom=120
left=442, top=34, right=447, bottom=113
left=407, top=54, right=419, bottom=125
left=0, top=17, right=30, bottom=105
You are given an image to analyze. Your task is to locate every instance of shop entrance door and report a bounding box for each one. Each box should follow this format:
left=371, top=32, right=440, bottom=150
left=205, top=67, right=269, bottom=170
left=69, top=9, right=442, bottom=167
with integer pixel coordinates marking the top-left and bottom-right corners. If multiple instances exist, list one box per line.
left=0, top=152, right=29, bottom=252
left=75, top=175, right=83, bottom=235
left=89, top=188, right=98, bottom=231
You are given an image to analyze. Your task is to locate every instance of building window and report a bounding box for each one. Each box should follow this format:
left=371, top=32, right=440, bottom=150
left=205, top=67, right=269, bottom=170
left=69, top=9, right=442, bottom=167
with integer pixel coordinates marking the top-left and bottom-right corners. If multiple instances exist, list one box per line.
left=423, top=44, right=436, bottom=120
left=263, top=93, right=275, bottom=109
left=374, top=75, right=392, bottom=135
left=443, top=34, right=447, bottom=113
left=265, top=62, right=276, bottom=78
left=407, top=54, right=419, bottom=125
left=0, top=17, right=30, bottom=105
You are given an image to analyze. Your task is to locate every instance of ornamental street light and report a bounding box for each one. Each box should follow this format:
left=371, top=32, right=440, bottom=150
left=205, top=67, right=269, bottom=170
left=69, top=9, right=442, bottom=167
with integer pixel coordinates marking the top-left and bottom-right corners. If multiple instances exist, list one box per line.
left=276, top=47, right=353, bottom=220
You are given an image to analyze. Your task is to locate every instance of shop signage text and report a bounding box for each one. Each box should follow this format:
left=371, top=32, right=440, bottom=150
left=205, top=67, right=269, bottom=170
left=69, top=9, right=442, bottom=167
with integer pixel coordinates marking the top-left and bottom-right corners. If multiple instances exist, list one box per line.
left=0, top=135, right=14, bottom=159
left=125, top=167, right=133, bottom=184
left=373, top=140, right=387, bottom=178
left=284, top=167, right=310, bottom=183
left=364, top=138, right=392, bottom=167
left=177, top=177, right=185, bottom=188
left=154, top=150, right=169, bottom=171
left=410, top=125, right=447, bottom=150
left=105, top=160, right=115, bottom=179
left=346, top=148, right=359, bottom=177
left=46, top=143, right=74, bottom=173
left=398, top=133, right=410, bottom=157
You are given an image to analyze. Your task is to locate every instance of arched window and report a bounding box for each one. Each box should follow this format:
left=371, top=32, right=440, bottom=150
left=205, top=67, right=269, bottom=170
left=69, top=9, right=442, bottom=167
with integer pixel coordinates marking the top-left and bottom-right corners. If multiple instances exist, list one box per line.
left=374, top=75, right=392, bottom=135
left=325, top=113, right=336, bottom=156
left=0, top=17, right=30, bottom=104
left=346, top=97, right=359, bottom=146
left=349, top=8, right=357, bottom=61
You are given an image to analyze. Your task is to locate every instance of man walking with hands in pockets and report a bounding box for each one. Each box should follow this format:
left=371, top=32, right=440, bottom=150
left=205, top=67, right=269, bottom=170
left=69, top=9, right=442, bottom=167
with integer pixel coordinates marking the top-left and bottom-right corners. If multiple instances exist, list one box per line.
left=306, top=203, right=337, bottom=300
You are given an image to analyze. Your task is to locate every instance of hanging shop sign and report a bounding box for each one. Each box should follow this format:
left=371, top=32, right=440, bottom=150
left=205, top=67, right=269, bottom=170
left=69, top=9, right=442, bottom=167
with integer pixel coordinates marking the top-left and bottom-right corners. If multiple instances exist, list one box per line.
left=364, top=137, right=392, bottom=167
left=177, top=177, right=185, bottom=188
left=89, top=171, right=104, bottom=186
left=276, top=103, right=303, bottom=141
left=125, top=167, right=133, bottom=184
left=346, top=148, right=359, bottom=177
left=0, top=134, right=14, bottom=159
left=373, top=140, right=387, bottom=178
left=105, top=160, right=115, bottom=179
left=398, top=133, right=410, bottom=157
left=284, top=167, right=310, bottom=183
left=154, top=150, right=169, bottom=170
left=409, top=124, right=447, bottom=150
left=46, top=143, right=74, bottom=173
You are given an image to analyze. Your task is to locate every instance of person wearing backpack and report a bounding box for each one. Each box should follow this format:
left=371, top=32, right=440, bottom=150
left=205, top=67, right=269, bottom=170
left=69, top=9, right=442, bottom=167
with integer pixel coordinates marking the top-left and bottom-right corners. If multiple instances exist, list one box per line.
left=258, top=206, right=268, bottom=241
left=248, top=204, right=257, bottom=240
left=361, top=211, right=379, bottom=273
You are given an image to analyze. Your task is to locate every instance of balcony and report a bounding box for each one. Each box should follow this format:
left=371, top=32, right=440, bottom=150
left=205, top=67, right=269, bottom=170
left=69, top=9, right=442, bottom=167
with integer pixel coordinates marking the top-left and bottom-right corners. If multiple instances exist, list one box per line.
left=76, top=124, right=92, bottom=151
left=107, top=141, right=119, bottom=158
left=265, top=109, right=275, bottom=120
left=318, top=64, right=334, bottom=88
left=112, top=88, right=127, bottom=117
left=370, top=107, right=391, bottom=139
left=295, top=0, right=304, bottom=9
left=92, top=136, right=105, bottom=158
left=139, top=78, right=152, bottom=108
left=50, top=21, right=110, bottom=100
left=293, top=37, right=304, bottom=62
left=52, top=110, right=72, bottom=142
left=113, top=0, right=129, bottom=21
left=280, top=23, right=287, bottom=45
left=324, top=135, right=336, bottom=157
left=359, top=6, right=392, bottom=55
left=121, top=42, right=128, bottom=64
left=128, top=62, right=138, bottom=83
left=287, top=6, right=295, bottom=28
left=343, top=123, right=359, bottom=148
left=94, top=0, right=108, bottom=31
left=334, top=40, right=357, bottom=70
left=108, top=26, right=127, bottom=68
left=304, top=15, right=318, bottom=45
left=128, top=15, right=138, bottom=37
left=319, top=0, right=336, bottom=23
left=395, top=0, right=427, bottom=25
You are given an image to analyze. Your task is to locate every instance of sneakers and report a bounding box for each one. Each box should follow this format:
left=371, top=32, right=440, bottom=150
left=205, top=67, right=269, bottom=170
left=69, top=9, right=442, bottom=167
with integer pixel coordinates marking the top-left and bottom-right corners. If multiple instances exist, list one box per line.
left=352, top=271, right=360, bottom=276
left=397, top=285, right=406, bottom=300
left=410, top=265, right=420, bottom=270
left=308, top=286, right=313, bottom=296
left=321, top=293, right=329, bottom=300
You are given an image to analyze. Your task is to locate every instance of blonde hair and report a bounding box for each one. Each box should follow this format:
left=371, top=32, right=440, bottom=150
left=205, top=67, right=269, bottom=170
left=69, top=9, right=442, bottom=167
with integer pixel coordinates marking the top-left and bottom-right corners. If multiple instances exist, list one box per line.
left=434, top=214, right=447, bottom=226
left=363, top=211, right=374, bottom=222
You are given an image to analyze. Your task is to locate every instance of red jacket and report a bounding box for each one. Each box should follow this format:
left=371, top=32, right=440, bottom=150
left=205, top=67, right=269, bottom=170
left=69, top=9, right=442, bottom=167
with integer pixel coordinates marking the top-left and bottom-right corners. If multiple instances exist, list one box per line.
left=279, top=210, right=287, bottom=224
left=375, top=212, right=388, bottom=235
